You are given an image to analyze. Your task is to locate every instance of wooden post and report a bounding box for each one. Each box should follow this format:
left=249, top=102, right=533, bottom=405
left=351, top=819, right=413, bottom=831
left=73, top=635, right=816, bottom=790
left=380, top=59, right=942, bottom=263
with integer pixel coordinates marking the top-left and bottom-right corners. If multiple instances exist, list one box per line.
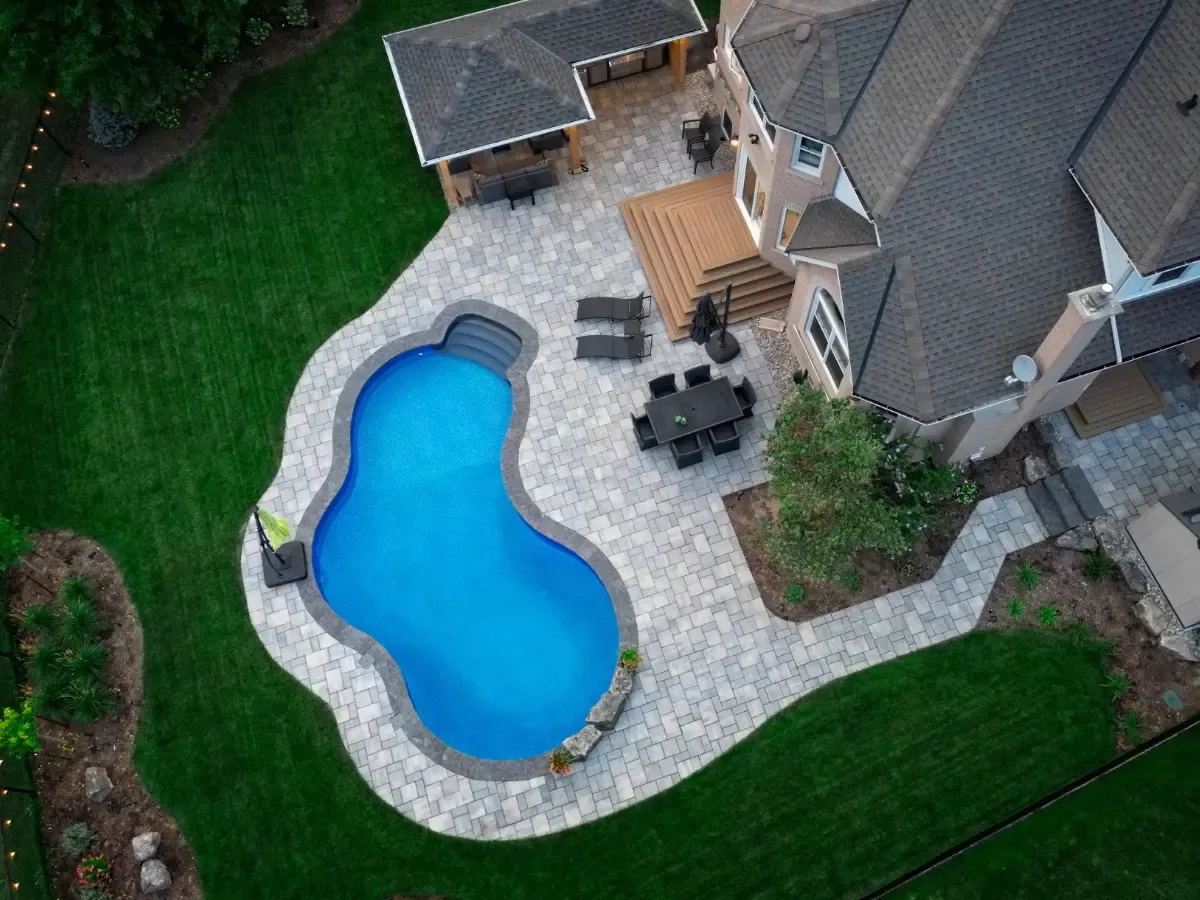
left=436, top=160, right=459, bottom=208
left=566, top=125, right=583, bottom=172
left=668, top=38, right=688, bottom=89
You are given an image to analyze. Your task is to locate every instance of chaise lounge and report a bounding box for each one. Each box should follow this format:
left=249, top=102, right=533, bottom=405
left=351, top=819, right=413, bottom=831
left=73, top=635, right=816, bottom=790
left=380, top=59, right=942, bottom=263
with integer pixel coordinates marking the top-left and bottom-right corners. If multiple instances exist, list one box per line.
left=576, top=293, right=651, bottom=322
left=575, top=334, right=652, bottom=361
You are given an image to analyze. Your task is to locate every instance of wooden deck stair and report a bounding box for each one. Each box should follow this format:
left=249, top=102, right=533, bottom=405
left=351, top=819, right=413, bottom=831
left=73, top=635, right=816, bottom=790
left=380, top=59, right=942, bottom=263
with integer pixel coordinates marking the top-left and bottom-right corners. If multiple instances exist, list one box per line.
left=1066, top=361, right=1167, bottom=438
left=620, top=173, right=794, bottom=340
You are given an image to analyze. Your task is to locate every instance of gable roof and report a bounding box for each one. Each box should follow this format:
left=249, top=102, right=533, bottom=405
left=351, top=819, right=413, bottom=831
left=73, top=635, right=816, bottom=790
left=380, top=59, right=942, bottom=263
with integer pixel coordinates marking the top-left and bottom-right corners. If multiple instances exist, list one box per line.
left=732, top=0, right=905, bottom=140
left=1072, top=0, right=1200, bottom=275
left=785, top=196, right=877, bottom=252
left=384, top=0, right=706, bottom=164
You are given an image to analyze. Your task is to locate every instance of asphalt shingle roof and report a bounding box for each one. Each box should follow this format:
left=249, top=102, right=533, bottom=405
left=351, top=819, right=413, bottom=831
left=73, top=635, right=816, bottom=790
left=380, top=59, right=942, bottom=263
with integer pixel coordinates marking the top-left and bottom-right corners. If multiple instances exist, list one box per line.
left=384, top=0, right=705, bottom=163
left=785, top=196, right=876, bottom=252
left=1073, top=0, right=1200, bottom=274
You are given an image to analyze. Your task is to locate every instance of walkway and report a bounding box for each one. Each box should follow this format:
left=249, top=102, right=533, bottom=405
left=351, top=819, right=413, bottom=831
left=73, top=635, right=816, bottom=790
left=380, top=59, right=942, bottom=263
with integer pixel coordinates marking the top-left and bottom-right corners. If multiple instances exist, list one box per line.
left=241, top=69, right=1046, bottom=839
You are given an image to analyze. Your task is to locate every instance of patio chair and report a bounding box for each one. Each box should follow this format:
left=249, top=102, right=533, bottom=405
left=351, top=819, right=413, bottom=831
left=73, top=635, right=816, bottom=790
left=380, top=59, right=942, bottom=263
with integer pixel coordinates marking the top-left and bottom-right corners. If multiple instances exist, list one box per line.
left=631, top=413, right=658, bottom=450
left=692, top=132, right=721, bottom=174
left=575, top=293, right=650, bottom=322
left=575, top=334, right=652, bottom=361
left=648, top=373, right=677, bottom=399
left=707, top=420, right=741, bottom=455
left=670, top=433, right=704, bottom=469
left=683, top=364, right=712, bottom=387
left=681, top=113, right=715, bottom=152
left=504, top=172, right=537, bottom=209
left=733, top=377, right=757, bottom=419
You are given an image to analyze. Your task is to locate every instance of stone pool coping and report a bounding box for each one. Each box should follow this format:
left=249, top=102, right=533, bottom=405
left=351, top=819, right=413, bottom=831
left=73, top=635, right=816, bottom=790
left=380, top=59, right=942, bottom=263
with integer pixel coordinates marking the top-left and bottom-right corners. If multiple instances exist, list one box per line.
left=294, top=299, right=638, bottom=781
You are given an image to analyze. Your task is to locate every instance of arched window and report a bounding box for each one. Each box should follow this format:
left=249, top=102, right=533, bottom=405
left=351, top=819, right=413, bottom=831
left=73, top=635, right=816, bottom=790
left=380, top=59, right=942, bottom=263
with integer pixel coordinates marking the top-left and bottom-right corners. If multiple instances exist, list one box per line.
left=806, top=287, right=850, bottom=387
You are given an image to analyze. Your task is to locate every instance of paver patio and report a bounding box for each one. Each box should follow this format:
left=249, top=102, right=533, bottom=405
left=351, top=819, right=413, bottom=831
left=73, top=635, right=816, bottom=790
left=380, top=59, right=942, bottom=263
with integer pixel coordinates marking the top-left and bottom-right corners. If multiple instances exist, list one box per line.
left=241, top=69, right=1046, bottom=838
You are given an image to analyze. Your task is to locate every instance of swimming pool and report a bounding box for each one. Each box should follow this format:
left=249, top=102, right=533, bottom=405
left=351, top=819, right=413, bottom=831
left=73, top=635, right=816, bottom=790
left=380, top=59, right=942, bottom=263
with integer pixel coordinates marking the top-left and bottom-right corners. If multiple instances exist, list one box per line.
left=312, top=340, right=620, bottom=762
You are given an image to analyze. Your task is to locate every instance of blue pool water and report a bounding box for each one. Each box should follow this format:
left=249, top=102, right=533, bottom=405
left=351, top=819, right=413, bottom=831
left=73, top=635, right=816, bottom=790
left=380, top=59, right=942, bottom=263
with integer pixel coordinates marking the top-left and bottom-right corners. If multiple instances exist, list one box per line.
left=313, top=348, right=619, bottom=761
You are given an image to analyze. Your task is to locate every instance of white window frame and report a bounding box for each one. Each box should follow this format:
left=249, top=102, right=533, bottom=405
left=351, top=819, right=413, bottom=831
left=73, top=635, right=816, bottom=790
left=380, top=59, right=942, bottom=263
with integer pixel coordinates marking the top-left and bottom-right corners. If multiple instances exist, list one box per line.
left=722, top=23, right=743, bottom=78
left=776, top=205, right=802, bottom=251
left=790, top=134, right=825, bottom=176
left=805, top=287, right=850, bottom=388
left=748, top=88, right=775, bottom=147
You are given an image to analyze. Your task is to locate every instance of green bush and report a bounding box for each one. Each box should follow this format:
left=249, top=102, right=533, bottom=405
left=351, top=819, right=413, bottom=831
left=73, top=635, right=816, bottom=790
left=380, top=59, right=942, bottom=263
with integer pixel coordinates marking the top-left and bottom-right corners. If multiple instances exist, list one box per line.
left=1016, top=563, right=1041, bottom=590
left=1036, top=604, right=1059, bottom=628
left=16, top=577, right=115, bottom=724
left=246, top=18, right=272, bottom=46
left=1006, top=598, right=1025, bottom=620
left=87, top=105, right=137, bottom=149
left=150, top=105, right=182, bottom=129
left=1082, top=550, right=1118, bottom=581
left=786, top=583, right=806, bottom=605
left=0, top=513, right=35, bottom=573
left=281, top=3, right=311, bottom=27
left=839, top=569, right=861, bottom=592
left=764, top=382, right=974, bottom=581
left=59, top=822, right=95, bottom=857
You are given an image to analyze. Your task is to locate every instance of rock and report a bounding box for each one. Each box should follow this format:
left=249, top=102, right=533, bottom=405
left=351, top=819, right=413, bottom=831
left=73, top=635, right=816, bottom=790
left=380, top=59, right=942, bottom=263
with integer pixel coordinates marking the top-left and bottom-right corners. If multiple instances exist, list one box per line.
left=1092, top=515, right=1150, bottom=594
left=1160, top=632, right=1200, bottom=664
left=84, top=767, right=113, bottom=803
left=562, top=725, right=602, bottom=761
left=609, top=666, right=634, bottom=697
left=140, top=859, right=171, bottom=893
left=1023, top=454, right=1052, bottom=484
left=586, top=691, right=626, bottom=730
left=1136, top=598, right=1174, bottom=637
left=1055, top=526, right=1098, bottom=552
left=132, top=831, right=161, bottom=862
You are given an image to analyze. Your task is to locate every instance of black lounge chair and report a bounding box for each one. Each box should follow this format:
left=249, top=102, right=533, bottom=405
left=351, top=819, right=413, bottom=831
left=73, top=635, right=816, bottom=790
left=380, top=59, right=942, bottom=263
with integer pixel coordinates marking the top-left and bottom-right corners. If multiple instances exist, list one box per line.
left=681, top=113, right=715, bottom=151
left=631, top=413, right=657, bottom=450
left=575, top=334, right=652, bottom=361
left=733, top=377, right=757, bottom=419
left=648, top=373, right=677, bottom=399
left=692, top=132, right=721, bottom=174
left=683, top=364, right=712, bottom=387
left=707, top=420, right=741, bottom=455
left=575, top=293, right=650, bottom=322
left=670, top=434, right=704, bottom=469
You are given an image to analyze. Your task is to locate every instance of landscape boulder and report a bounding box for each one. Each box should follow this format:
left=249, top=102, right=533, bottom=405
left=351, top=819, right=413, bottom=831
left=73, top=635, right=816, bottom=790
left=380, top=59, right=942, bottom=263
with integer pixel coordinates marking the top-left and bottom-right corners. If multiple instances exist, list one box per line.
left=132, top=831, right=161, bottom=862
left=84, top=767, right=113, bottom=803
left=1160, top=632, right=1200, bottom=664
left=586, top=691, right=626, bottom=730
left=1091, top=515, right=1149, bottom=594
left=562, top=725, right=602, bottom=761
left=1055, top=525, right=1097, bottom=552
left=1135, top=598, right=1173, bottom=637
left=610, top=665, right=634, bottom=697
left=1023, top=455, right=1052, bottom=484
left=140, top=859, right=171, bottom=893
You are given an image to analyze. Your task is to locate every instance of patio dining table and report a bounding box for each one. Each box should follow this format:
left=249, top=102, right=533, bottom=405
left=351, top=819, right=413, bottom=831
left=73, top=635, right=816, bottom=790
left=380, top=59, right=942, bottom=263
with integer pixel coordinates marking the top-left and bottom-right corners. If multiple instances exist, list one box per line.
left=644, top=377, right=742, bottom=443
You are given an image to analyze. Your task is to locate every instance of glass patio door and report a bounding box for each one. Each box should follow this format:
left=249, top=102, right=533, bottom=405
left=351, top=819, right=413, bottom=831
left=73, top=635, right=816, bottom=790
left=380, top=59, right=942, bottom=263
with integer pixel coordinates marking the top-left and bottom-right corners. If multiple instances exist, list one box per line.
left=736, top=150, right=766, bottom=240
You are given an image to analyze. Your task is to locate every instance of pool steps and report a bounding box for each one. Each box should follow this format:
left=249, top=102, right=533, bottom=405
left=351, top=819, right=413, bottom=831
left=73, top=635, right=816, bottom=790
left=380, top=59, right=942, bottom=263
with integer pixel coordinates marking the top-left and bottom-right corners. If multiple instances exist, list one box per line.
left=440, top=316, right=521, bottom=375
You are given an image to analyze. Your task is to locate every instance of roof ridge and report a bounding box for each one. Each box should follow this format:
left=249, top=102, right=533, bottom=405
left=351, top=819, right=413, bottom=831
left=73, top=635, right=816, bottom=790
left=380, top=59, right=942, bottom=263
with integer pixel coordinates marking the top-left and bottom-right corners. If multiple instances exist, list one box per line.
left=1143, top=158, right=1200, bottom=272
left=428, top=48, right=484, bottom=154
left=764, top=32, right=820, bottom=119
left=893, top=254, right=934, bottom=420
left=765, top=0, right=904, bottom=22
left=487, top=27, right=585, bottom=110
left=871, top=0, right=1017, bottom=219
left=851, top=254, right=895, bottom=391
left=818, top=23, right=842, bottom=134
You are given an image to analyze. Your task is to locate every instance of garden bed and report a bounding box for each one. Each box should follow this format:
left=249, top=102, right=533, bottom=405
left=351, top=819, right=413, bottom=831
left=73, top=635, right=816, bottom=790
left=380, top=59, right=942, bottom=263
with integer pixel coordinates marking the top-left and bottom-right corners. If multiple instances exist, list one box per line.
left=6, top=531, right=200, bottom=900
left=979, top=541, right=1200, bottom=751
left=727, top=425, right=1048, bottom=624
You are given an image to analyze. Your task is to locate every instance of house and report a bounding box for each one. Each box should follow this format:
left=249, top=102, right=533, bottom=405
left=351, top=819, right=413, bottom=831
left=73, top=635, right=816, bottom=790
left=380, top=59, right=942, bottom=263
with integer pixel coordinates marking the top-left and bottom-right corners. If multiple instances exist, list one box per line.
left=382, top=0, right=707, bottom=207
left=714, top=0, right=1200, bottom=460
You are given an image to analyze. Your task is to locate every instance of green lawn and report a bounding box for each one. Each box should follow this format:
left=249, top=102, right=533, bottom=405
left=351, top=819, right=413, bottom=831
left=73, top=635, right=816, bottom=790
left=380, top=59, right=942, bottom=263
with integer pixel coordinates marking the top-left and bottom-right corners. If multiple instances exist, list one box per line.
left=900, top=726, right=1200, bottom=899
left=0, top=0, right=1126, bottom=897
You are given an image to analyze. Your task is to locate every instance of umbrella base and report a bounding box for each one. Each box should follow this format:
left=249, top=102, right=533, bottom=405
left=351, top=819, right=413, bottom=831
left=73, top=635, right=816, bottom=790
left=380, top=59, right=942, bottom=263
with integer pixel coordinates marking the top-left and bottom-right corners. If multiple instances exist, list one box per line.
left=262, top=542, right=308, bottom=587
left=706, top=332, right=741, bottom=364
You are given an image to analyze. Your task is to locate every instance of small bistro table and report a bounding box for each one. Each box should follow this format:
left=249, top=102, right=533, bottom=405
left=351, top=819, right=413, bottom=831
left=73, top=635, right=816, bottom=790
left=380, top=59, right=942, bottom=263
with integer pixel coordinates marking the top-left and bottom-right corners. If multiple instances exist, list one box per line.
left=644, top=377, right=742, bottom=443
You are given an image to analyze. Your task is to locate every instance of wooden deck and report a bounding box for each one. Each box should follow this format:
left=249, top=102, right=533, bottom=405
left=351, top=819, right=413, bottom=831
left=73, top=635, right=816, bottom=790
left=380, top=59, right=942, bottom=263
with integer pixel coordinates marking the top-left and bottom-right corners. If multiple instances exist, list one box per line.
left=1066, top=361, right=1167, bottom=438
left=619, top=173, right=794, bottom=340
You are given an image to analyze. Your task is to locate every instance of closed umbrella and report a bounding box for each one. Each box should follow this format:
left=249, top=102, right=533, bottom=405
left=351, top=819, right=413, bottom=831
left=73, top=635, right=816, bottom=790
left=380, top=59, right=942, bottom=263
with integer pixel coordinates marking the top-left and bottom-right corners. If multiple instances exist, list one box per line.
left=705, top=282, right=742, bottom=363
left=690, top=292, right=718, bottom=344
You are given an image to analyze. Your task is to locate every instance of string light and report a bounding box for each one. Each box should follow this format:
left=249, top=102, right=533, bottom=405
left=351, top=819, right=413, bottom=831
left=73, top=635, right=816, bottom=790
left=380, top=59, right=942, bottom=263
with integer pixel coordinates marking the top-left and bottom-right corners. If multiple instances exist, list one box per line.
left=16, top=183, right=23, bottom=190
left=35, top=127, right=43, bottom=134
left=1, top=243, right=7, bottom=250
left=23, top=164, right=31, bottom=170
left=6, top=852, right=13, bottom=860
left=29, top=145, right=37, bottom=152
left=5, top=221, right=12, bottom=228
left=4, top=819, right=12, bottom=827
left=48, top=90, right=56, bottom=98
left=10, top=203, right=16, bottom=209
left=42, top=109, right=50, bottom=116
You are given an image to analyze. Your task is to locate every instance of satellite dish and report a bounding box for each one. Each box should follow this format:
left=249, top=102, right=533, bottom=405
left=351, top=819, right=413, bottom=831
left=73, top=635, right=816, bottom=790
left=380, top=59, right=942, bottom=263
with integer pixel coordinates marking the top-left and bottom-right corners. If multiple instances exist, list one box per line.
left=1012, top=355, right=1039, bottom=384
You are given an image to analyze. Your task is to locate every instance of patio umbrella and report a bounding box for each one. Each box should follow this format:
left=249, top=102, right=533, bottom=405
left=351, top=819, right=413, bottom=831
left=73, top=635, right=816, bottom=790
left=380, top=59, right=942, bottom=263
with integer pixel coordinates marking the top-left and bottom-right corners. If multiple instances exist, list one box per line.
left=690, top=292, right=718, bottom=344
left=706, top=282, right=741, bottom=363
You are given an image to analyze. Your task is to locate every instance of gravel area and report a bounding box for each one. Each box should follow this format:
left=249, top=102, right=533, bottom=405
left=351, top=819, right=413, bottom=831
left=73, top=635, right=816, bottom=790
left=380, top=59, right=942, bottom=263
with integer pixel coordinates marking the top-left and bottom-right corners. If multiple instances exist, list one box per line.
left=752, top=317, right=800, bottom=398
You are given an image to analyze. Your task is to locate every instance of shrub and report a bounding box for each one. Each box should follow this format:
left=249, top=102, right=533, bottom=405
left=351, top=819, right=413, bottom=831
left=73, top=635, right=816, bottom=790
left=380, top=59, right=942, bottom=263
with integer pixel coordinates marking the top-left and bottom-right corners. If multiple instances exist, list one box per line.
left=548, top=748, right=571, bottom=775
left=1036, top=604, right=1058, bottom=627
left=1006, top=598, right=1025, bottom=620
left=59, top=823, right=95, bottom=857
left=618, top=647, right=640, bottom=671
left=1119, top=711, right=1142, bottom=746
left=0, top=514, right=34, bottom=573
left=1103, top=671, right=1131, bottom=701
left=246, top=18, right=272, bottom=45
left=17, top=576, right=114, bottom=724
left=1082, top=550, right=1118, bottom=581
left=77, top=888, right=112, bottom=900
left=1016, top=563, right=1041, bottom=590
left=839, top=569, right=861, bottom=591
left=1064, top=618, right=1091, bottom=647
left=76, top=853, right=111, bottom=888
left=764, top=383, right=968, bottom=581
left=785, top=583, right=806, bottom=604
left=0, top=701, right=39, bottom=757
left=87, top=105, right=138, bottom=150
left=151, top=105, right=182, bottom=129
left=281, top=3, right=311, bottom=27
left=183, top=68, right=211, bottom=98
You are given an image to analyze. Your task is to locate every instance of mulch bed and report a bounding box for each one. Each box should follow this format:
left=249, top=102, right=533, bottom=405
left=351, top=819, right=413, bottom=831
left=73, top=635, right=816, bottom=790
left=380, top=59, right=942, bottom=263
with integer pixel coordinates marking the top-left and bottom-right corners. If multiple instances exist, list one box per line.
left=64, top=0, right=359, bottom=185
left=727, top=425, right=1049, bottom=624
left=979, top=542, right=1200, bottom=752
left=6, top=531, right=200, bottom=900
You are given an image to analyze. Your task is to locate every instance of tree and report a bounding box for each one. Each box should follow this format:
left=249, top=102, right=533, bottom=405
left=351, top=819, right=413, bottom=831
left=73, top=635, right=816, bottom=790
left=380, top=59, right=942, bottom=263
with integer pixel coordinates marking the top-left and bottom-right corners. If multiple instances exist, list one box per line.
left=0, top=0, right=247, bottom=119
left=0, top=512, right=34, bottom=574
